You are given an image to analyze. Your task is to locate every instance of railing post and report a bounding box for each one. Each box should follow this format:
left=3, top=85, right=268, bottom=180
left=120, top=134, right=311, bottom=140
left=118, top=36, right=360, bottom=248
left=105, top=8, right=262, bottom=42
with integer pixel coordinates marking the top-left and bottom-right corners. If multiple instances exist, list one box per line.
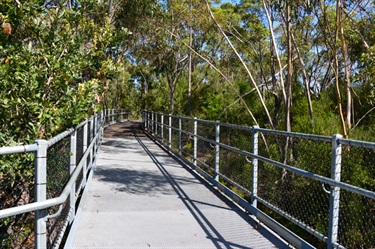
left=82, top=120, right=88, bottom=187
left=155, top=113, right=158, bottom=136
left=127, top=111, right=130, bottom=121
left=214, top=121, right=220, bottom=183
left=69, top=128, right=77, bottom=226
left=178, top=117, right=182, bottom=155
left=34, top=139, right=48, bottom=249
left=147, top=112, right=150, bottom=131
left=193, top=117, right=197, bottom=169
left=328, top=134, right=343, bottom=249
left=161, top=114, right=164, bottom=142
left=169, top=114, right=172, bottom=148
left=89, top=118, right=94, bottom=170
left=151, top=112, right=155, bottom=134
left=251, top=125, right=259, bottom=208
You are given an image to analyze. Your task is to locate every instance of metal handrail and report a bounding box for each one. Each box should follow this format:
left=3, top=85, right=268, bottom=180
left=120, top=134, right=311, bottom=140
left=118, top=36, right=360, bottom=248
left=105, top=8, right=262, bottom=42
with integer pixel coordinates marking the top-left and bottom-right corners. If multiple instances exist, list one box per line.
left=0, top=130, right=99, bottom=219
left=0, top=109, right=129, bottom=249
left=143, top=110, right=375, bottom=249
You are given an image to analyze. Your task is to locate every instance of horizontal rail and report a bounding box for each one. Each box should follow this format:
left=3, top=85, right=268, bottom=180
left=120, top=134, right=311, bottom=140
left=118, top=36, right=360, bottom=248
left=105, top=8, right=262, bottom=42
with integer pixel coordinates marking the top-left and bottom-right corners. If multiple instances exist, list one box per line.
left=47, top=128, right=74, bottom=147
left=338, top=138, right=375, bottom=149
left=0, top=144, right=38, bottom=155
left=0, top=130, right=99, bottom=219
left=255, top=127, right=332, bottom=142
left=143, top=110, right=375, bottom=249
left=175, top=125, right=375, bottom=200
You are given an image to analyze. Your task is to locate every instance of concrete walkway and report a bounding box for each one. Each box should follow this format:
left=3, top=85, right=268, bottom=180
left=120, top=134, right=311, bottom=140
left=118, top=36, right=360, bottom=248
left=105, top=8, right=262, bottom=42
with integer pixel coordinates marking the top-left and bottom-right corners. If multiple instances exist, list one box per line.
left=68, top=122, right=289, bottom=249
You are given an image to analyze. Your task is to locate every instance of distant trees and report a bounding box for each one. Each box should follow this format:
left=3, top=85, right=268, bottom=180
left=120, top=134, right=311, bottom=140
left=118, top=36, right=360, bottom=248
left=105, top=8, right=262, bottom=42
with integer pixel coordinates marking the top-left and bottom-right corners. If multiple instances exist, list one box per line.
left=121, top=0, right=375, bottom=140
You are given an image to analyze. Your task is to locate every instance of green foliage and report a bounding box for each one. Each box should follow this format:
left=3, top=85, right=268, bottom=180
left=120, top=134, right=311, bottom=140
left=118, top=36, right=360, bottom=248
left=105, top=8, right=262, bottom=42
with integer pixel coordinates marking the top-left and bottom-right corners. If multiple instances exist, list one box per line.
left=0, top=1, right=137, bottom=247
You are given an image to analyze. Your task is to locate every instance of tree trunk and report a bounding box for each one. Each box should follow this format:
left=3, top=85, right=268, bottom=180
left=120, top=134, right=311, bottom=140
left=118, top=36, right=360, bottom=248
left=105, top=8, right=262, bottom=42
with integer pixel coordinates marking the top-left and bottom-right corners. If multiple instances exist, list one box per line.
left=285, top=3, right=292, bottom=134
left=187, top=0, right=193, bottom=116
left=334, top=0, right=348, bottom=137
left=338, top=0, right=352, bottom=130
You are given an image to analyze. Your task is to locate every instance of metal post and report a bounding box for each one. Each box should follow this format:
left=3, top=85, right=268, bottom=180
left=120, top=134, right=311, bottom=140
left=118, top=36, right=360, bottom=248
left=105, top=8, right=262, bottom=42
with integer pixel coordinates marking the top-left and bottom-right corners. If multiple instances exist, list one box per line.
left=69, top=129, right=77, bottom=225
left=155, top=113, right=158, bottom=136
left=127, top=112, right=130, bottom=121
left=34, top=140, right=48, bottom=249
left=147, top=112, right=150, bottom=131
left=147, top=112, right=151, bottom=132
left=89, top=118, right=94, bottom=171
left=169, top=114, right=172, bottom=148
left=90, top=117, right=94, bottom=143
left=328, top=134, right=343, bottom=249
left=214, top=121, right=220, bottom=183
left=193, top=117, right=197, bottom=169
left=92, top=115, right=96, bottom=134
left=251, top=125, right=259, bottom=208
left=161, top=114, right=164, bottom=142
left=151, top=112, right=154, bottom=134
left=178, top=117, right=182, bottom=155
left=82, top=121, right=88, bottom=187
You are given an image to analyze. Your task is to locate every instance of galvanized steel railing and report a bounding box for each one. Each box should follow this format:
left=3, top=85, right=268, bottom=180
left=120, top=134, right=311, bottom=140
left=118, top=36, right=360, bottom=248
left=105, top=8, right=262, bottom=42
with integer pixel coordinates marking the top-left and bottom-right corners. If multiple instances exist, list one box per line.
left=143, top=110, right=375, bottom=249
left=0, top=110, right=128, bottom=249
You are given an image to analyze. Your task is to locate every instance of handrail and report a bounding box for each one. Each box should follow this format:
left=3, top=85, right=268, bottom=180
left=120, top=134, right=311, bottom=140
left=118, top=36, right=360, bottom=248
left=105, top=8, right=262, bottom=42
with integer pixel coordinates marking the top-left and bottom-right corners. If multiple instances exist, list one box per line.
left=143, top=110, right=375, bottom=249
left=0, top=144, right=38, bottom=155
left=0, top=130, right=99, bottom=219
left=0, top=109, right=129, bottom=249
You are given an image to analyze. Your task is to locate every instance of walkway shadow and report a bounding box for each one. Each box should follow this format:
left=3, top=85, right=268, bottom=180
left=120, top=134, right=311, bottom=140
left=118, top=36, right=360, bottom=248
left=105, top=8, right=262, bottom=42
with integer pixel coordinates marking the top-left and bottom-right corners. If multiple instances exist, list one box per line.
left=132, top=125, right=289, bottom=249
left=95, top=121, right=288, bottom=248
left=104, top=121, right=145, bottom=139
left=94, top=167, right=177, bottom=196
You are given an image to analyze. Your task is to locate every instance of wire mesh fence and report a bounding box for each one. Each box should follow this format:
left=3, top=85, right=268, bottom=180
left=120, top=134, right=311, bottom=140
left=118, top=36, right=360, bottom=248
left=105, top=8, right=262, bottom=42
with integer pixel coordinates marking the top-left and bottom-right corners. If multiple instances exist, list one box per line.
left=143, top=110, right=375, bottom=249
left=170, top=116, right=180, bottom=151
left=0, top=111, right=123, bottom=249
left=338, top=142, right=375, bottom=248
left=180, top=117, right=194, bottom=160
left=46, top=135, right=71, bottom=248
left=0, top=153, right=35, bottom=248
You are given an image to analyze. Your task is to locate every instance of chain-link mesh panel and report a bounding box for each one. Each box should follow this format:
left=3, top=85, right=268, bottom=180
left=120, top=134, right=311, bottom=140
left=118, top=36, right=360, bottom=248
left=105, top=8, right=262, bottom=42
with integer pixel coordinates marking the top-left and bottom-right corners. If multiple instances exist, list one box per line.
left=76, top=126, right=84, bottom=165
left=87, top=121, right=91, bottom=146
left=219, top=147, right=252, bottom=193
left=46, top=136, right=71, bottom=247
left=256, top=131, right=332, bottom=244
left=196, top=120, right=215, bottom=170
left=0, top=153, right=35, bottom=248
left=170, top=116, right=180, bottom=151
left=220, top=123, right=252, bottom=152
left=197, top=120, right=215, bottom=141
left=47, top=197, right=71, bottom=248
left=341, top=145, right=375, bottom=192
left=180, top=118, right=194, bottom=159
left=92, top=120, right=96, bottom=140
left=162, top=115, right=169, bottom=144
left=218, top=123, right=253, bottom=194
left=339, top=144, right=375, bottom=248
left=258, top=162, right=330, bottom=235
left=338, top=189, right=375, bottom=248
left=258, top=132, right=332, bottom=176
left=154, top=113, right=163, bottom=141
left=75, top=166, right=84, bottom=195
